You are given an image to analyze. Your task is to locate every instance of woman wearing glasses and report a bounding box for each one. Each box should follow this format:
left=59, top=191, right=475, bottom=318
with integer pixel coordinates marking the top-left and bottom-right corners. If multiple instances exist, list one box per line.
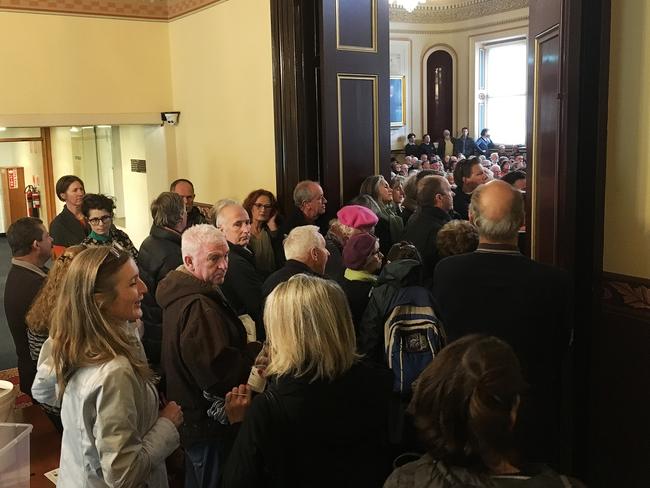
left=243, top=189, right=282, bottom=278
left=81, top=193, right=139, bottom=260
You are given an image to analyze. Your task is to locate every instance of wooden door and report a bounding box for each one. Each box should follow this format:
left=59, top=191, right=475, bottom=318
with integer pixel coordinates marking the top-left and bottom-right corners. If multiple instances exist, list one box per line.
left=1, top=167, right=27, bottom=225
left=320, top=0, right=390, bottom=210
left=426, top=50, right=453, bottom=139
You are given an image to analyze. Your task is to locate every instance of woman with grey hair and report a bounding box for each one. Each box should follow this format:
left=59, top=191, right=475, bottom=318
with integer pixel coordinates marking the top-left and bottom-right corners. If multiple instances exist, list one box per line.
left=138, top=192, right=188, bottom=365
left=359, top=175, right=404, bottom=253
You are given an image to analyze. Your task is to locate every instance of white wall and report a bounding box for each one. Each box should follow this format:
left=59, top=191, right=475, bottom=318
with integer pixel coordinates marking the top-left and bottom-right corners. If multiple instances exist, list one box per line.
left=390, top=8, right=528, bottom=149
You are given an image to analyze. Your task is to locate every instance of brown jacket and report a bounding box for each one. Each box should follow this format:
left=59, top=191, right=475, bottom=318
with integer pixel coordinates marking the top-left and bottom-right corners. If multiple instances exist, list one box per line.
left=157, top=269, right=260, bottom=447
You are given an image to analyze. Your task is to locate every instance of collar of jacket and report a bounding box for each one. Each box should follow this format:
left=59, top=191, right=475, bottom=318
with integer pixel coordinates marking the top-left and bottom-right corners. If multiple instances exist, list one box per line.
left=150, top=225, right=182, bottom=244
left=476, top=242, right=521, bottom=255
left=344, top=268, right=378, bottom=283
left=11, top=258, right=48, bottom=277
left=228, top=241, right=256, bottom=265
left=285, top=259, right=318, bottom=275
left=419, top=206, right=453, bottom=221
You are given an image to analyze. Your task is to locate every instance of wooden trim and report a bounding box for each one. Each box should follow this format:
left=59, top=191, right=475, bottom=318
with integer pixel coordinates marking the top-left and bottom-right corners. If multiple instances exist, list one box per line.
left=0, top=137, right=42, bottom=143
left=40, top=128, right=56, bottom=225
left=602, top=272, right=650, bottom=321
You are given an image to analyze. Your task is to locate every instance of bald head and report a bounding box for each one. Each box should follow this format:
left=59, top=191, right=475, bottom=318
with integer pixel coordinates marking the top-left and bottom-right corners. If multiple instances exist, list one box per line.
left=469, top=180, right=524, bottom=243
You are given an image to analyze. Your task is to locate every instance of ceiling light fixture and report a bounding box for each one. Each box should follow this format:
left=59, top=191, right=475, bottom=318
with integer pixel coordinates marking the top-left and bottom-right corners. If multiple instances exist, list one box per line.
left=0, top=127, right=6, bottom=132
left=389, top=0, right=425, bottom=13
left=70, top=127, right=80, bottom=133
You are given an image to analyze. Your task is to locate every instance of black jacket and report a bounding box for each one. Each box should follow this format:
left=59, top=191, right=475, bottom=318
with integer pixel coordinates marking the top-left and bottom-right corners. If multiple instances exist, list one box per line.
left=403, top=206, right=452, bottom=287
left=433, top=246, right=571, bottom=463
left=262, top=259, right=316, bottom=300
left=453, top=189, right=472, bottom=220
left=437, top=138, right=456, bottom=158
left=49, top=206, right=89, bottom=248
left=418, top=142, right=436, bottom=159
left=324, top=233, right=345, bottom=282
left=222, top=363, right=393, bottom=487
left=4, top=262, right=47, bottom=397
left=404, top=143, right=419, bottom=157
left=186, top=205, right=208, bottom=228
left=279, top=208, right=328, bottom=238
left=453, top=135, right=476, bottom=157
left=339, top=277, right=375, bottom=334
left=358, top=259, right=432, bottom=364
left=137, top=225, right=183, bottom=365
left=221, top=243, right=265, bottom=339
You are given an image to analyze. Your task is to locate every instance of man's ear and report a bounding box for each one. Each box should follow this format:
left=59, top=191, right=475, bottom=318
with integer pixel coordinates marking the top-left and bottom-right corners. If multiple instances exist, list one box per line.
left=184, top=255, right=194, bottom=270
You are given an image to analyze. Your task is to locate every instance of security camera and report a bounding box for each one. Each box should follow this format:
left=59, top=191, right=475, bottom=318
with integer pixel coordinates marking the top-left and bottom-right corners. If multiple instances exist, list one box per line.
left=161, top=112, right=180, bottom=125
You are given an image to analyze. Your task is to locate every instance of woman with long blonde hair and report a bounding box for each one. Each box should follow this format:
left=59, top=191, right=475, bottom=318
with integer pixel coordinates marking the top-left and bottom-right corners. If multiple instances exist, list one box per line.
left=49, top=246, right=183, bottom=487
left=223, top=274, right=393, bottom=487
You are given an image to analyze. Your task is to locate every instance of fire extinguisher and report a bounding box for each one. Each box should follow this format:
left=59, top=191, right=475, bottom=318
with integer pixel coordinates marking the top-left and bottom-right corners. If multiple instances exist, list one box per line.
left=25, top=185, right=41, bottom=219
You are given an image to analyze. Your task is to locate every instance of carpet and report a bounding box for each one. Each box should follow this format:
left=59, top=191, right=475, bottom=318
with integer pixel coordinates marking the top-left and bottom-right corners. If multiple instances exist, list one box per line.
left=0, top=367, right=33, bottom=408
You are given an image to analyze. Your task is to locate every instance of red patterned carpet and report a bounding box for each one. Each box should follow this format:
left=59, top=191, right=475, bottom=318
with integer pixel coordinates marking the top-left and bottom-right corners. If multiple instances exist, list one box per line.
left=0, top=367, right=33, bottom=408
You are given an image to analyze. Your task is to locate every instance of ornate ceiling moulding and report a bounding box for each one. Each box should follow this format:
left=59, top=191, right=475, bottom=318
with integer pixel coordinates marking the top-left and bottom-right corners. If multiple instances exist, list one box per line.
left=0, top=0, right=226, bottom=21
left=390, top=0, right=528, bottom=24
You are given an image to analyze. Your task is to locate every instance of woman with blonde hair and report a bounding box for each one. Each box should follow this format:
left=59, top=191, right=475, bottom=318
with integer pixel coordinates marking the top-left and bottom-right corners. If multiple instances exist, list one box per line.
left=26, top=244, right=86, bottom=431
left=48, top=246, right=183, bottom=487
left=223, top=274, right=392, bottom=487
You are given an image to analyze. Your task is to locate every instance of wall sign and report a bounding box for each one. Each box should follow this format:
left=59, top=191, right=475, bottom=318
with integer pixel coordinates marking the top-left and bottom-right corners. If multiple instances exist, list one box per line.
left=8, top=168, right=19, bottom=189
left=130, top=159, right=147, bottom=173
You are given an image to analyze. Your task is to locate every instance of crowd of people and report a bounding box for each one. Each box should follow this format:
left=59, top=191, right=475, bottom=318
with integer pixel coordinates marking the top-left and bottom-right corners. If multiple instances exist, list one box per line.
left=2, top=133, right=581, bottom=486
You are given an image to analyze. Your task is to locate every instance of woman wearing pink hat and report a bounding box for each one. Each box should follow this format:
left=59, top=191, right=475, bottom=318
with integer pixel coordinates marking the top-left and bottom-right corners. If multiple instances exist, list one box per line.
left=323, top=205, right=378, bottom=281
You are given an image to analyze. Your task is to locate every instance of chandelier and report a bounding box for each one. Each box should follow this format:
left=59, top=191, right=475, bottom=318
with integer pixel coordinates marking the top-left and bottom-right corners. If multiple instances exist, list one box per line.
left=388, top=0, right=426, bottom=13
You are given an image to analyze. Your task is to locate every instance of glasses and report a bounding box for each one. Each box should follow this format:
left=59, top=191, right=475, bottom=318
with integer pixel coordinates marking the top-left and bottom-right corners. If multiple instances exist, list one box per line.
left=88, top=215, right=112, bottom=225
left=253, top=203, right=273, bottom=210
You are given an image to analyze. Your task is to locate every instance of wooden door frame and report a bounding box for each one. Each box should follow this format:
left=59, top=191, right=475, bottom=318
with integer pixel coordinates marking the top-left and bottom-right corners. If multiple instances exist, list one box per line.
left=0, top=128, right=56, bottom=224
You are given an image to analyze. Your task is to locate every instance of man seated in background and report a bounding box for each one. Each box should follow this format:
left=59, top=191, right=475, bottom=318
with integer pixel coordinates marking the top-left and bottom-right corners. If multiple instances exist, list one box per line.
left=452, top=158, right=488, bottom=220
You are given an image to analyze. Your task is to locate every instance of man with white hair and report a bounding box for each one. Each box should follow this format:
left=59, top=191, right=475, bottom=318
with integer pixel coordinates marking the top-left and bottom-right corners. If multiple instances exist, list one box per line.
left=433, top=180, right=570, bottom=465
left=157, top=224, right=262, bottom=488
left=261, top=225, right=330, bottom=299
left=215, top=199, right=265, bottom=339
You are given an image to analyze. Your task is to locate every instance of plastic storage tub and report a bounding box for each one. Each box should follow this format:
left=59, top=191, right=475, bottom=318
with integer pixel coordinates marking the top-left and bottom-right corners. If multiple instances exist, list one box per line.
left=0, top=423, right=33, bottom=488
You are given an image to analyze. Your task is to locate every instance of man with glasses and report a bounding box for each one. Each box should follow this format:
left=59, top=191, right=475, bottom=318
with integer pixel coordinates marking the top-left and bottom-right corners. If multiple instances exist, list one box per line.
left=171, top=178, right=207, bottom=228
left=279, top=180, right=328, bottom=238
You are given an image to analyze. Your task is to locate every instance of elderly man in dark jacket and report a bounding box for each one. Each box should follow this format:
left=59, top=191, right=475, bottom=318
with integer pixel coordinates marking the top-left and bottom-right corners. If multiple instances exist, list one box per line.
left=262, top=225, right=329, bottom=299
left=157, top=224, right=261, bottom=488
left=433, top=180, right=570, bottom=465
left=215, top=200, right=265, bottom=340
left=403, top=175, right=455, bottom=287
left=4, top=217, right=52, bottom=398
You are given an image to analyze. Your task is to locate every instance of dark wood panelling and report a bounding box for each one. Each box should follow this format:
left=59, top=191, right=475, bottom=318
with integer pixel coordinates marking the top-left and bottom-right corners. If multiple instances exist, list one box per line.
left=338, top=76, right=377, bottom=203
left=270, top=0, right=321, bottom=213
left=592, top=273, right=650, bottom=488
left=531, top=30, right=560, bottom=265
left=320, top=0, right=389, bottom=212
left=337, top=0, right=374, bottom=50
left=527, top=0, right=611, bottom=483
left=426, top=50, right=453, bottom=139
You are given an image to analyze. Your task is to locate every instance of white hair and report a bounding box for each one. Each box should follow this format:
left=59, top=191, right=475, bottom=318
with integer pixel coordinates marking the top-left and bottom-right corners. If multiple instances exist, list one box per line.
left=283, top=225, right=323, bottom=261
left=212, top=198, right=240, bottom=227
left=182, top=224, right=226, bottom=261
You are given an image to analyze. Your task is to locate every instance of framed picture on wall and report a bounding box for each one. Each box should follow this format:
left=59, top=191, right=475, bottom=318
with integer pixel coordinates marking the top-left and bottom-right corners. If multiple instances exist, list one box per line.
left=390, top=76, right=406, bottom=127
